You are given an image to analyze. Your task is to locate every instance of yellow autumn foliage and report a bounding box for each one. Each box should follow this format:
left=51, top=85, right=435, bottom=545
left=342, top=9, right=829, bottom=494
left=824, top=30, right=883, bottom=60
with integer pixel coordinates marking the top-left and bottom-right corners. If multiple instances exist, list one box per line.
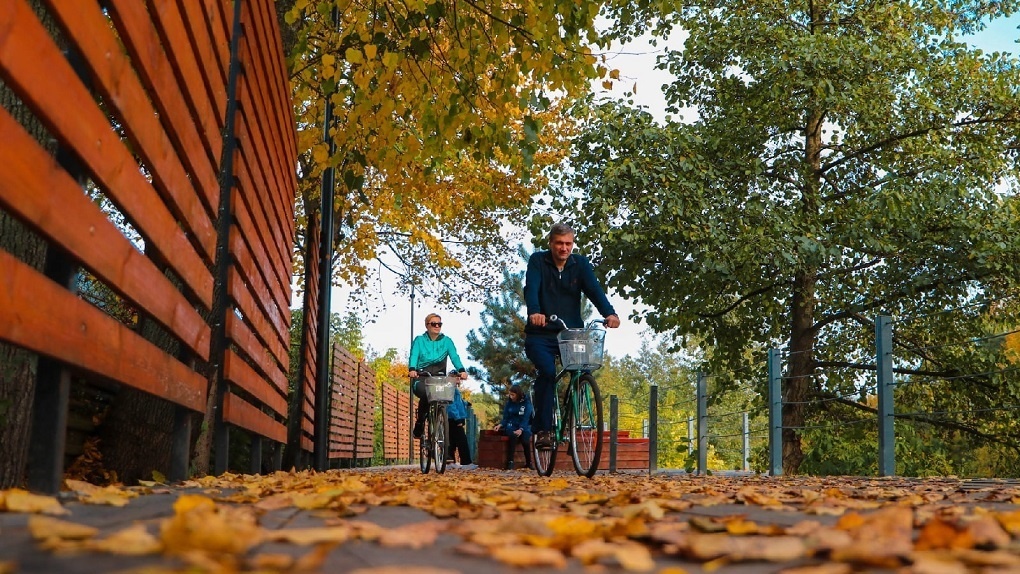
left=283, top=0, right=619, bottom=304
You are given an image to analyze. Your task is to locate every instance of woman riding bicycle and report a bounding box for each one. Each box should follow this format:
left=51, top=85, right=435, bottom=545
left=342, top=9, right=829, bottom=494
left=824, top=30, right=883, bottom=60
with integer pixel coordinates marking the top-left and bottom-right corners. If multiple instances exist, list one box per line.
left=409, top=313, right=468, bottom=438
left=524, top=223, right=620, bottom=448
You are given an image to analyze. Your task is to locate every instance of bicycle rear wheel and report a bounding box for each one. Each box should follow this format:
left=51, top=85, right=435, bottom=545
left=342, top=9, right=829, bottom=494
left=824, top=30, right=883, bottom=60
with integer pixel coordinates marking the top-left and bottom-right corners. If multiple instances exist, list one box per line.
left=568, top=373, right=603, bottom=478
left=419, top=411, right=432, bottom=474
left=432, top=408, right=449, bottom=474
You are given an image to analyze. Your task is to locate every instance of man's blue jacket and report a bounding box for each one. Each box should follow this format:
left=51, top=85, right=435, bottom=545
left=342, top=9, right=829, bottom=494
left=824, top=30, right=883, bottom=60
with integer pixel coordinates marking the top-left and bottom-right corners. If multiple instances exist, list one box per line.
left=524, top=251, right=616, bottom=337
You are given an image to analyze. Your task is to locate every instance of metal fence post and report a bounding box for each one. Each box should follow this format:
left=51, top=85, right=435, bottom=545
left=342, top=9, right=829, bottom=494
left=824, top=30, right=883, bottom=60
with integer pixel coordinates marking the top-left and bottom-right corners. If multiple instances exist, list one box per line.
left=696, top=372, right=707, bottom=475
left=742, top=411, right=750, bottom=471
left=648, top=385, right=658, bottom=474
left=609, top=395, right=618, bottom=473
left=876, top=315, right=895, bottom=476
left=210, top=0, right=245, bottom=476
left=768, top=347, right=783, bottom=476
left=687, top=417, right=694, bottom=454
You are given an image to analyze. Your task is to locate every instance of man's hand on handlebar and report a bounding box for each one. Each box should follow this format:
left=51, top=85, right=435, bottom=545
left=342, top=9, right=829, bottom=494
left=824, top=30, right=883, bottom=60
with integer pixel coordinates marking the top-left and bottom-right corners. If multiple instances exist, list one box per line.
left=408, top=370, right=418, bottom=379
left=605, top=314, right=621, bottom=328
left=528, top=313, right=546, bottom=327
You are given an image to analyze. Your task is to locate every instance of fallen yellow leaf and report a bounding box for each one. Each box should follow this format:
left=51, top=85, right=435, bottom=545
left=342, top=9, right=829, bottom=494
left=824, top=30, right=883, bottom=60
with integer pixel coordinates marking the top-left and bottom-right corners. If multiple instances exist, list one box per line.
left=2, top=489, right=68, bottom=515
left=491, top=544, right=567, bottom=568
left=89, top=523, right=162, bottom=555
left=27, top=515, right=98, bottom=541
left=262, top=526, right=351, bottom=545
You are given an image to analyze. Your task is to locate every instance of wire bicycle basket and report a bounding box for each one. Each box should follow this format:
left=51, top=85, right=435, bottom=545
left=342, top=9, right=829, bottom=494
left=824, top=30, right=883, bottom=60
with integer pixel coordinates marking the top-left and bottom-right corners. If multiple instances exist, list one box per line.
left=557, top=328, right=606, bottom=370
left=422, top=376, right=456, bottom=403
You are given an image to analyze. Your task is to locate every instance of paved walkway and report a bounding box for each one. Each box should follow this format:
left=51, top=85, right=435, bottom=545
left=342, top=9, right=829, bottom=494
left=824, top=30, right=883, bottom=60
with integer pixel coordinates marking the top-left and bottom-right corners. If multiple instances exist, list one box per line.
left=2, top=467, right=1020, bottom=573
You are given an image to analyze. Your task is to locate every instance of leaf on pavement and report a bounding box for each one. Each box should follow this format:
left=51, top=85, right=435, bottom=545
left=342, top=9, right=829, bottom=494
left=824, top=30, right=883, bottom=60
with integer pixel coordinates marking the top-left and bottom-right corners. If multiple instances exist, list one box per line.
left=376, top=521, right=446, bottom=549
left=262, top=525, right=352, bottom=545
left=89, top=523, right=162, bottom=555
left=490, top=543, right=567, bottom=568
left=160, top=494, right=261, bottom=555
left=27, top=515, right=98, bottom=541
left=830, top=507, right=914, bottom=567
left=686, top=533, right=808, bottom=562
left=572, top=538, right=656, bottom=571
left=348, top=567, right=460, bottom=574
left=777, top=564, right=852, bottom=574
left=1, top=489, right=68, bottom=515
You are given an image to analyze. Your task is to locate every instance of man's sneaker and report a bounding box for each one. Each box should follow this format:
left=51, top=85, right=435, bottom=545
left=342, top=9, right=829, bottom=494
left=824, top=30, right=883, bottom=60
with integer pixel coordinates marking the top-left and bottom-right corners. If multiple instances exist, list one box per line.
left=460, top=463, right=478, bottom=470
left=535, top=431, right=553, bottom=449
left=413, top=418, right=425, bottom=439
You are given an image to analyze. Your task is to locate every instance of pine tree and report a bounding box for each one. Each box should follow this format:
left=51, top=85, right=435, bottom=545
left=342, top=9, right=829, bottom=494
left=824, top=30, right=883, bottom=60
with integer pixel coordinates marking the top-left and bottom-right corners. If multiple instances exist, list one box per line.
left=465, top=255, right=532, bottom=398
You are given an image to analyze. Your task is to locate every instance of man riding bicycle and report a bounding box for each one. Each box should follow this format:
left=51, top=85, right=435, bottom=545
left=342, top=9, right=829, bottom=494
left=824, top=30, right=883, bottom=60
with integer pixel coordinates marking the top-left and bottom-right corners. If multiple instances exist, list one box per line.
left=524, top=223, right=620, bottom=449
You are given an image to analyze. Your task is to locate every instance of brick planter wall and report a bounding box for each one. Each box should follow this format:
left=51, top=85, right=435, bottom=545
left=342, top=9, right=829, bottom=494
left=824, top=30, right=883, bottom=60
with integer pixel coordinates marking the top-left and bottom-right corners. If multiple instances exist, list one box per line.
left=476, top=429, right=649, bottom=471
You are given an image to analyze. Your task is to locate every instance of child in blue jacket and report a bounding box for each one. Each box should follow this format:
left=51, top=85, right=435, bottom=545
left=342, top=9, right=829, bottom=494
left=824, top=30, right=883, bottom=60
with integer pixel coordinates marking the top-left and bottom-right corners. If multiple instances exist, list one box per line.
left=493, top=384, right=533, bottom=470
left=445, top=381, right=475, bottom=468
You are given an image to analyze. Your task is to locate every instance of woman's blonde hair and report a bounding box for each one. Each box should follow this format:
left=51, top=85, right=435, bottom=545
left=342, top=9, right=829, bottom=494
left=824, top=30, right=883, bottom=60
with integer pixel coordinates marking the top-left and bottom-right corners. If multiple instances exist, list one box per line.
left=424, top=313, right=441, bottom=326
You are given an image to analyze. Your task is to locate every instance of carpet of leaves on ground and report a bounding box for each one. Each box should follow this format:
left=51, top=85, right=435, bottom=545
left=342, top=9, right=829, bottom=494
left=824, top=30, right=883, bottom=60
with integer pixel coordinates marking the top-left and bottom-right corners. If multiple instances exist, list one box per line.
left=3, top=469, right=1020, bottom=573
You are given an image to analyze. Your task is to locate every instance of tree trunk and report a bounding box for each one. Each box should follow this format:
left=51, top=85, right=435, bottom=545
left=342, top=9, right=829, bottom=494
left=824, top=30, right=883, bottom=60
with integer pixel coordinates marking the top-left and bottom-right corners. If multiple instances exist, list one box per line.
left=0, top=64, right=51, bottom=488
left=0, top=227, right=42, bottom=487
left=782, top=79, right=826, bottom=473
left=783, top=270, right=816, bottom=474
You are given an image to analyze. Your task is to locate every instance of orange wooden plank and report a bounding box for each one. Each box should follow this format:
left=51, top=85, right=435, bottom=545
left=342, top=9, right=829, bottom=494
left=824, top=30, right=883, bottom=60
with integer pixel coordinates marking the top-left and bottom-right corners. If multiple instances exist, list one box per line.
left=234, top=117, right=291, bottom=300
left=231, top=182, right=290, bottom=331
left=228, top=222, right=289, bottom=352
left=0, top=107, right=212, bottom=360
left=225, top=314, right=288, bottom=396
left=105, top=0, right=221, bottom=216
left=223, top=392, right=286, bottom=443
left=200, top=0, right=230, bottom=85
left=146, top=0, right=224, bottom=134
left=223, top=350, right=288, bottom=417
left=236, top=42, right=291, bottom=255
left=43, top=0, right=217, bottom=265
left=227, top=267, right=288, bottom=369
left=240, top=0, right=292, bottom=236
left=175, top=0, right=227, bottom=111
left=0, top=250, right=207, bottom=412
left=0, top=0, right=214, bottom=310
left=248, top=0, right=299, bottom=237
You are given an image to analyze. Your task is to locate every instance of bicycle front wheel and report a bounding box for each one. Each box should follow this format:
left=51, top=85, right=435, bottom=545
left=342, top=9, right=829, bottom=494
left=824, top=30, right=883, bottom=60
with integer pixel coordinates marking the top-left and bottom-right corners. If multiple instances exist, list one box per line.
left=432, top=407, right=449, bottom=474
left=568, top=373, right=603, bottom=478
left=532, top=385, right=560, bottom=477
left=532, top=433, right=557, bottom=476
left=419, top=412, right=432, bottom=474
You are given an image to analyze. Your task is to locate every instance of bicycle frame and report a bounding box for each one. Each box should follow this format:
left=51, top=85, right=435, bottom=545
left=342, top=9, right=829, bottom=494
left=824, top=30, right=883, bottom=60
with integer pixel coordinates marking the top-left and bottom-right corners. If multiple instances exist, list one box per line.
left=533, top=318, right=606, bottom=477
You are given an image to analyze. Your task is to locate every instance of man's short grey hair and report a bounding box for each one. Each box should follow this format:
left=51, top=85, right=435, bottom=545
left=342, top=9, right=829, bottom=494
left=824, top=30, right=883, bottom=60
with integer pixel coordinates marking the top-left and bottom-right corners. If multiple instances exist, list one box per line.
left=547, top=222, right=575, bottom=241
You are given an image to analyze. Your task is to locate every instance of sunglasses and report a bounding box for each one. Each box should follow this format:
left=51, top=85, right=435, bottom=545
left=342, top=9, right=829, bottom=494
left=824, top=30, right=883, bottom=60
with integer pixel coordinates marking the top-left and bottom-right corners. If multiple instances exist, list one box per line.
left=428, top=322, right=443, bottom=327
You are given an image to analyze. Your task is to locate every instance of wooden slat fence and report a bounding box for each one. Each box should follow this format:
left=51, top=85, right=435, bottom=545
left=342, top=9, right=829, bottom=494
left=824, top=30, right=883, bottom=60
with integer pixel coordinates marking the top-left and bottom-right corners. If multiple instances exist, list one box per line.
left=0, top=0, right=298, bottom=491
left=327, top=344, right=377, bottom=463
left=382, top=382, right=414, bottom=462
left=296, top=213, right=321, bottom=456
left=355, top=357, right=376, bottom=459
left=329, top=346, right=359, bottom=459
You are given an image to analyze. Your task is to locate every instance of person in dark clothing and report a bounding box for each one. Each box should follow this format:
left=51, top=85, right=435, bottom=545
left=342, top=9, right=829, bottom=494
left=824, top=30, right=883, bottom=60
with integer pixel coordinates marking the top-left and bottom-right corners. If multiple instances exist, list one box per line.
left=409, top=313, right=468, bottom=438
left=524, top=223, right=620, bottom=449
left=494, top=384, right=533, bottom=470
left=445, top=379, right=476, bottom=468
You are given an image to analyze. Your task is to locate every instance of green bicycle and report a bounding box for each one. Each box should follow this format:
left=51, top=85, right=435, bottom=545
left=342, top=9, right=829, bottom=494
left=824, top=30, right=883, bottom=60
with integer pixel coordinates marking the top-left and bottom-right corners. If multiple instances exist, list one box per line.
left=532, top=316, right=606, bottom=478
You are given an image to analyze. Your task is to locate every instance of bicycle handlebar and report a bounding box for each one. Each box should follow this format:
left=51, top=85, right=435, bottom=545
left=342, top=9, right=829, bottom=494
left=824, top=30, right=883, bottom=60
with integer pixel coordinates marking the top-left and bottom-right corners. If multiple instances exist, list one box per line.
left=548, top=315, right=607, bottom=330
